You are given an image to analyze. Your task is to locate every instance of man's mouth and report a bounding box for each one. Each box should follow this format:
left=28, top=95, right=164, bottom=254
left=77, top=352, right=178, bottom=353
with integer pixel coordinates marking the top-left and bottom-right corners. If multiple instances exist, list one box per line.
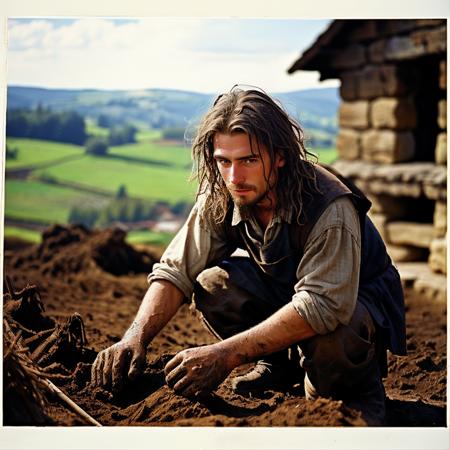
left=229, top=184, right=254, bottom=194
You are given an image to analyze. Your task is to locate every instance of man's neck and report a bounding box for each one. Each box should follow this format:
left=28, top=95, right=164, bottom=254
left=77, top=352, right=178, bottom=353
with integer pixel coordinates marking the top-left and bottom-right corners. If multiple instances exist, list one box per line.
left=254, top=207, right=274, bottom=231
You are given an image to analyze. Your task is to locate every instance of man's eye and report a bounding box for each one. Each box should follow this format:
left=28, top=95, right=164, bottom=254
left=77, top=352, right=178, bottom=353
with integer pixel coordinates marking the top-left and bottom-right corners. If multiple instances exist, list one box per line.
left=217, top=159, right=230, bottom=166
left=244, top=158, right=257, bottom=164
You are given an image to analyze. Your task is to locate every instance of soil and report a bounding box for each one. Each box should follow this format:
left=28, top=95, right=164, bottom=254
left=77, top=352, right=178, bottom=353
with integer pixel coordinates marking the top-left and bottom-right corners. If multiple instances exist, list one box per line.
left=3, top=225, right=447, bottom=427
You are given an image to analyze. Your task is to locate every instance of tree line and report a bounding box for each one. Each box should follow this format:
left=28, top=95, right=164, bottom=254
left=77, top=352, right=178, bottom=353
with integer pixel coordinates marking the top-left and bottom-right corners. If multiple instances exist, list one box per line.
left=6, top=106, right=138, bottom=149
left=68, top=185, right=192, bottom=228
left=7, top=106, right=87, bottom=145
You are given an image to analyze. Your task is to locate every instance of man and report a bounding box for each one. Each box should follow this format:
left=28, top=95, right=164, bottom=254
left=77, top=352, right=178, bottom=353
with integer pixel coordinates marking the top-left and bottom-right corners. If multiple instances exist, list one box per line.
left=91, top=87, right=406, bottom=425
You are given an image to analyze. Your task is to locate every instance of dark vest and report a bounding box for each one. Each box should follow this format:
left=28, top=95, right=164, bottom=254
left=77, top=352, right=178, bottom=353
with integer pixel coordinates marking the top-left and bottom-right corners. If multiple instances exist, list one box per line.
left=226, top=164, right=407, bottom=356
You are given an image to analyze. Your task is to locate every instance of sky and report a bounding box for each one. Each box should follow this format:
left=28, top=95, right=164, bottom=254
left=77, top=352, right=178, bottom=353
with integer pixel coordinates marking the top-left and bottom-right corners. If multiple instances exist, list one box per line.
left=6, top=17, right=338, bottom=94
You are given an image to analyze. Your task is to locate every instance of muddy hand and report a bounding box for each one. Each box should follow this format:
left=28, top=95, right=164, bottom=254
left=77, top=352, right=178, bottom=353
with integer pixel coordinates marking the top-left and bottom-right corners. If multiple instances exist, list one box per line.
left=91, top=339, right=146, bottom=393
left=164, top=344, right=232, bottom=398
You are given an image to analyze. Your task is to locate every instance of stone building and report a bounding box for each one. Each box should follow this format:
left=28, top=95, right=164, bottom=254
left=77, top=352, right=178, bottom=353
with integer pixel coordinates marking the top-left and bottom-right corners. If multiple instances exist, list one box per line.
left=288, top=19, right=447, bottom=301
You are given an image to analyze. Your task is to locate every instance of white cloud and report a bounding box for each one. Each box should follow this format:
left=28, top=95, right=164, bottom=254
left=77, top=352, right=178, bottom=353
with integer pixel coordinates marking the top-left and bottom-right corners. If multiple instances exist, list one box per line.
left=6, top=18, right=337, bottom=93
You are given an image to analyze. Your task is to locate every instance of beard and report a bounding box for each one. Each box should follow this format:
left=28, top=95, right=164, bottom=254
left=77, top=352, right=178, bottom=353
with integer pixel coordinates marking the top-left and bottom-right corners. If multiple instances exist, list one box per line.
left=228, top=183, right=270, bottom=207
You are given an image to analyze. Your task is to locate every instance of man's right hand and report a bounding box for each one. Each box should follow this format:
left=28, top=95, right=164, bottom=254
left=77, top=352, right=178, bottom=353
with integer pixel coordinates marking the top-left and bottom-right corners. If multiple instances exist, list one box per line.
left=90, top=338, right=146, bottom=393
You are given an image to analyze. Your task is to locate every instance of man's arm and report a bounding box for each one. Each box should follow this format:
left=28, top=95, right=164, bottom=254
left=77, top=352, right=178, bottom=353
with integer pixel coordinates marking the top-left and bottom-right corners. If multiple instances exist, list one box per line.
left=164, top=302, right=316, bottom=397
left=91, top=280, right=184, bottom=392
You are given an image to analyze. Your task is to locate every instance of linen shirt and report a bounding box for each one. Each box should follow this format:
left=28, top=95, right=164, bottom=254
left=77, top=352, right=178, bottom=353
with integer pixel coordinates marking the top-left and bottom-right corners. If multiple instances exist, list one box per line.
left=148, top=195, right=361, bottom=335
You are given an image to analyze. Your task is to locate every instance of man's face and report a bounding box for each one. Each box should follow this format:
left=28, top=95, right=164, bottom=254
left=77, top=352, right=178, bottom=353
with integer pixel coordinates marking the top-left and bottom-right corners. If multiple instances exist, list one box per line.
left=213, top=132, right=285, bottom=207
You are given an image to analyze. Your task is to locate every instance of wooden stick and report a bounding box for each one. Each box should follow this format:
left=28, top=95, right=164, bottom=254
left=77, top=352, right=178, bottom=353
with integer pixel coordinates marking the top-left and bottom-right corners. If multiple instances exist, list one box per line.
left=4, top=319, right=102, bottom=427
left=42, top=378, right=102, bottom=427
left=4, top=275, right=14, bottom=297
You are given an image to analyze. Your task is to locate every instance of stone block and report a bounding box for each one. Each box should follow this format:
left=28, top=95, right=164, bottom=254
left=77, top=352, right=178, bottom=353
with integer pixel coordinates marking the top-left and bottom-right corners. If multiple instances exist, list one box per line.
left=429, top=237, right=447, bottom=274
left=333, top=160, right=446, bottom=200
left=371, top=97, right=417, bottom=130
left=357, top=66, right=384, bottom=99
left=385, top=35, right=426, bottom=60
left=368, top=194, right=408, bottom=219
left=438, top=100, right=446, bottom=129
left=330, top=44, right=366, bottom=70
left=336, top=128, right=361, bottom=160
left=414, top=19, right=447, bottom=28
left=435, top=132, right=447, bottom=165
left=397, top=261, right=447, bottom=303
left=361, top=129, right=415, bottom=163
left=368, top=212, right=389, bottom=242
left=382, top=20, right=421, bottom=36
left=433, top=201, right=447, bottom=238
left=348, top=21, right=378, bottom=41
left=387, top=243, right=428, bottom=263
left=386, top=221, right=434, bottom=248
left=379, top=65, right=409, bottom=96
left=339, top=101, right=370, bottom=130
left=439, top=60, right=446, bottom=90
left=368, top=39, right=387, bottom=63
left=411, top=26, right=447, bottom=54
left=339, top=71, right=358, bottom=101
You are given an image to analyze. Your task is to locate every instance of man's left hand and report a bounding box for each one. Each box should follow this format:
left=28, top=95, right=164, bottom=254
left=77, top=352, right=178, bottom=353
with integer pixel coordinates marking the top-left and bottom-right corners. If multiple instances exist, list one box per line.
left=164, top=344, right=233, bottom=398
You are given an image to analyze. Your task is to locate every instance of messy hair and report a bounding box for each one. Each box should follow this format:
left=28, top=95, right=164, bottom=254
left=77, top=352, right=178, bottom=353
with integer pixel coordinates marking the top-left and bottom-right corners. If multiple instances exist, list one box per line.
left=191, top=86, right=319, bottom=224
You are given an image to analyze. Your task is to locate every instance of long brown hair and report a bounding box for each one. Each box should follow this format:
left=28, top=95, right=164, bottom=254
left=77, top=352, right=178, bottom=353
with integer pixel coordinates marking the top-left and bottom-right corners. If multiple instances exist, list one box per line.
left=191, top=86, right=319, bottom=224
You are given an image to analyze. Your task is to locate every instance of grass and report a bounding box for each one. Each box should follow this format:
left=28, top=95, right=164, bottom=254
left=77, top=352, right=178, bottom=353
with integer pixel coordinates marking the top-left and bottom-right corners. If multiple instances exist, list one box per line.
left=85, top=119, right=109, bottom=137
left=5, top=138, right=84, bottom=169
left=4, top=226, right=42, bottom=243
left=136, top=128, right=163, bottom=142
left=4, top=179, right=109, bottom=224
left=108, top=141, right=192, bottom=169
left=126, top=229, right=175, bottom=247
left=311, top=147, right=337, bottom=165
left=34, top=154, right=196, bottom=203
left=3, top=225, right=174, bottom=247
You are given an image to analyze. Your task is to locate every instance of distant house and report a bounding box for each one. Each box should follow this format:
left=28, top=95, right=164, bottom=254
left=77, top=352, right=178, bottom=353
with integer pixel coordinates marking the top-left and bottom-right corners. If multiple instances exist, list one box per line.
left=288, top=19, right=447, bottom=301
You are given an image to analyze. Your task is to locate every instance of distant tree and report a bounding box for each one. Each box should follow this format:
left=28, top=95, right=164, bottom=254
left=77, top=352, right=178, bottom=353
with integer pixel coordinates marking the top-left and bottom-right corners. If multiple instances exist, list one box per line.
left=57, top=111, right=87, bottom=145
left=97, top=114, right=112, bottom=128
left=171, top=200, right=192, bottom=217
left=85, top=136, right=109, bottom=156
left=162, top=127, right=185, bottom=142
left=6, top=107, right=87, bottom=145
left=68, top=205, right=99, bottom=228
left=116, top=184, right=128, bottom=199
left=5, top=144, right=19, bottom=160
left=108, top=124, right=137, bottom=146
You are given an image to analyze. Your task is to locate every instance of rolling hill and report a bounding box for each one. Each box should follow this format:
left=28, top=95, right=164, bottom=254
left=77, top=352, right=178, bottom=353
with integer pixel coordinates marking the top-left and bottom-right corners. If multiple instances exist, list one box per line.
left=7, top=85, right=339, bottom=140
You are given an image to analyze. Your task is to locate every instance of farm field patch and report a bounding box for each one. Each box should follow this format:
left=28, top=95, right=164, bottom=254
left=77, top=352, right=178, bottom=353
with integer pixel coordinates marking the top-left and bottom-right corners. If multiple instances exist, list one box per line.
left=6, top=138, right=84, bottom=169
left=5, top=180, right=109, bottom=224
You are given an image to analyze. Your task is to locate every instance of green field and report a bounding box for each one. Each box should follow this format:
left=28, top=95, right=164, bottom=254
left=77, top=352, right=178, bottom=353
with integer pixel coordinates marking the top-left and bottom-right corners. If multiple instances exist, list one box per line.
left=4, top=133, right=337, bottom=245
left=6, top=138, right=84, bottom=169
left=127, top=229, right=175, bottom=247
left=34, top=154, right=196, bottom=203
left=108, top=141, right=192, bottom=168
left=5, top=180, right=109, bottom=224
left=136, top=129, right=163, bottom=142
left=312, top=147, right=337, bottom=165
left=3, top=225, right=175, bottom=247
left=85, top=119, right=110, bottom=137
left=4, top=226, right=42, bottom=243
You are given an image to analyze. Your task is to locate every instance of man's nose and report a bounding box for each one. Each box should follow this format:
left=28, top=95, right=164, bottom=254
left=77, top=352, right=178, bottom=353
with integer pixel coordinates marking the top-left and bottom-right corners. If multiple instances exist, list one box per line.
left=229, top=163, right=244, bottom=184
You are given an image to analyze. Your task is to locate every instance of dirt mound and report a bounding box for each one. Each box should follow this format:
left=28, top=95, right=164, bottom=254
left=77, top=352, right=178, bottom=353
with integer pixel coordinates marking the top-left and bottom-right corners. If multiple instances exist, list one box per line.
left=2, top=233, right=447, bottom=428
left=9, top=224, right=157, bottom=277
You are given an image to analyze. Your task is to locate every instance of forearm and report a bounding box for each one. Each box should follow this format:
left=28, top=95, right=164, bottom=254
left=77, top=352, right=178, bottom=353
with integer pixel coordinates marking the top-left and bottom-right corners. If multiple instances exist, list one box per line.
left=218, top=302, right=316, bottom=369
left=123, top=280, right=184, bottom=347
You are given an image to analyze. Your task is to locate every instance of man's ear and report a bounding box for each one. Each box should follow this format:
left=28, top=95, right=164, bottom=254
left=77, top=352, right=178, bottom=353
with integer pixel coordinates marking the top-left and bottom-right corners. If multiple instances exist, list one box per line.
left=276, top=153, right=285, bottom=168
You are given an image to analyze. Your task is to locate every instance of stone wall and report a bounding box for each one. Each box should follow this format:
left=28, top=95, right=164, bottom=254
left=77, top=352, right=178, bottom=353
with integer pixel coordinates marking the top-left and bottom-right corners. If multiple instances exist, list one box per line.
left=331, top=20, right=447, bottom=277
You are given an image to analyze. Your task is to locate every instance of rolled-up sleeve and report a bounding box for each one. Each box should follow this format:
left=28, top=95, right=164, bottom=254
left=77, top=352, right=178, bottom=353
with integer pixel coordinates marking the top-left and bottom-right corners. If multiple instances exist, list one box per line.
left=147, top=199, right=234, bottom=298
left=292, top=196, right=361, bottom=334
